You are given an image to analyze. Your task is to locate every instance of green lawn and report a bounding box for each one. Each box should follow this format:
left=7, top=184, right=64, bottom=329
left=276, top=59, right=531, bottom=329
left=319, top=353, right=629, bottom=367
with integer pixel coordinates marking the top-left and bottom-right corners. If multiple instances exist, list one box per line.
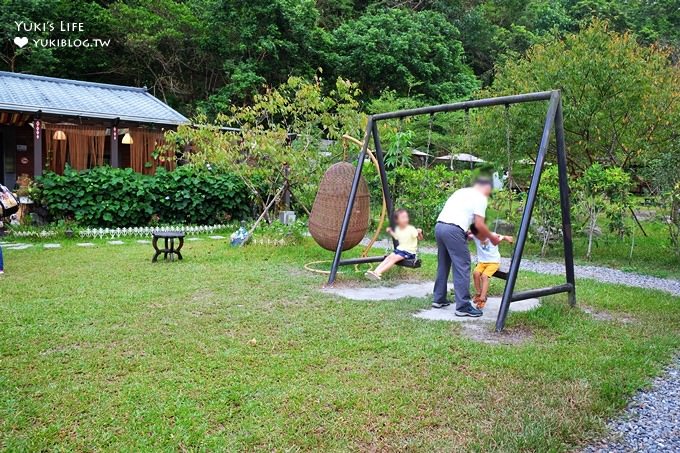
left=1, top=239, right=679, bottom=451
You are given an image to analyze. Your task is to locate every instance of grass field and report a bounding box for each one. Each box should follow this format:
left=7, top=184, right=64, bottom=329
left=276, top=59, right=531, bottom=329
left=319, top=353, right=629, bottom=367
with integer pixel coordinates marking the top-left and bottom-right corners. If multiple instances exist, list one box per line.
left=1, top=238, right=679, bottom=451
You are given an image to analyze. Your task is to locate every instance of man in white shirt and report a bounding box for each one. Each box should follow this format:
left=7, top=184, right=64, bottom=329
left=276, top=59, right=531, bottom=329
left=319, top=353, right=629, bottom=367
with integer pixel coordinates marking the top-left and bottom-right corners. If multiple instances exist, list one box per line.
left=432, top=177, right=500, bottom=316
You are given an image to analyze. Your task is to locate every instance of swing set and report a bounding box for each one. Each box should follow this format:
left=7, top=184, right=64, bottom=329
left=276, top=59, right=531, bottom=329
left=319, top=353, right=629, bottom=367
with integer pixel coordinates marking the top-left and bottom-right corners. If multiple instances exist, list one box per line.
left=310, top=90, right=576, bottom=332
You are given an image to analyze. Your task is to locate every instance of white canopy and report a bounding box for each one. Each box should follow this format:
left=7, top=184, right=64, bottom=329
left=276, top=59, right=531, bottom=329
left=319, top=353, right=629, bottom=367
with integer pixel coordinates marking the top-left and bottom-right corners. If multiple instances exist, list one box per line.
left=410, top=148, right=432, bottom=157
left=434, top=153, right=485, bottom=163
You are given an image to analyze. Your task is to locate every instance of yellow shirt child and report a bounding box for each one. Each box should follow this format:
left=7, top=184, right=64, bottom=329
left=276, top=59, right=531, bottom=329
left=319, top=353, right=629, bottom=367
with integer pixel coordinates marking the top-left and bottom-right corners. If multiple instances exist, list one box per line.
left=366, top=209, right=422, bottom=281
left=392, top=225, right=419, bottom=254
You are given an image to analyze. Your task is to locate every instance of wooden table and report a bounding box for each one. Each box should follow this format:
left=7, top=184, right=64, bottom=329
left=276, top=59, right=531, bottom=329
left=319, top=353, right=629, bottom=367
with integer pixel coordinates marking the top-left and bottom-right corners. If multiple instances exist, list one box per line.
left=152, top=231, right=185, bottom=262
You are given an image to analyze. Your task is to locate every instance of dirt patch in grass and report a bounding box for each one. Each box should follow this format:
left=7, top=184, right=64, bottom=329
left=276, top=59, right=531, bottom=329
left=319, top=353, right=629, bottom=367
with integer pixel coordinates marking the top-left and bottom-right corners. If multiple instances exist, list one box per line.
left=287, top=266, right=312, bottom=278
left=582, top=305, right=636, bottom=324
left=460, top=322, right=534, bottom=345
left=323, top=273, right=429, bottom=290
left=321, top=278, right=384, bottom=290
left=191, top=289, right=216, bottom=304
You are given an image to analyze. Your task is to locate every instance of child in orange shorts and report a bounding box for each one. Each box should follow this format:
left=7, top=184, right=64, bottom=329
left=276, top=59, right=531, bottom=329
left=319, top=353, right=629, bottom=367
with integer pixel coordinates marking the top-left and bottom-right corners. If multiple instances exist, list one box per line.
left=468, top=224, right=513, bottom=309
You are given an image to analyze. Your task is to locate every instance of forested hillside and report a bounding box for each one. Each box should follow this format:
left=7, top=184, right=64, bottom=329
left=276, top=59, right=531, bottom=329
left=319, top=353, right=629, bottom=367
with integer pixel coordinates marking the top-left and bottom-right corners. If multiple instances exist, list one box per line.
left=2, top=0, right=678, bottom=114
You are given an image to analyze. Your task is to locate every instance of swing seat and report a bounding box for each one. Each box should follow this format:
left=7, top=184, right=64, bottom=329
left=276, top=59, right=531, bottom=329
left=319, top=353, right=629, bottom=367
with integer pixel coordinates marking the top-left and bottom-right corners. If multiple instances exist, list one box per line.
left=492, top=269, right=508, bottom=280
left=397, top=257, right=422, bottom=268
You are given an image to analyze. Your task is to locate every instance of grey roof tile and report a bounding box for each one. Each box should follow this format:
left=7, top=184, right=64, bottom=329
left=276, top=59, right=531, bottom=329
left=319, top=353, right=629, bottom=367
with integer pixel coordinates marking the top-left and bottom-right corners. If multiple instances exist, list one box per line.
left=0, top=71, right=188, bottom=125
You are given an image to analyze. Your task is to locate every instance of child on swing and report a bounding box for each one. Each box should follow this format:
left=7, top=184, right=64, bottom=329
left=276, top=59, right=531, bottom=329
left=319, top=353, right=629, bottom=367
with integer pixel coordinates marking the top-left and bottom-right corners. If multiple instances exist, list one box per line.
left=468, top=224, right=513, bottom=309
left=365, top=209, right=422, bottom=281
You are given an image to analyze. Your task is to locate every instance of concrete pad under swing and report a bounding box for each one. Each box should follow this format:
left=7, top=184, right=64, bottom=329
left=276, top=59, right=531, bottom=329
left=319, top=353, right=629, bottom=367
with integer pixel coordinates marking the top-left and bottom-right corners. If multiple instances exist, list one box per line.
left=324, top=281, right=540, bottom=323
left=414, top=297, right=540, bottom=323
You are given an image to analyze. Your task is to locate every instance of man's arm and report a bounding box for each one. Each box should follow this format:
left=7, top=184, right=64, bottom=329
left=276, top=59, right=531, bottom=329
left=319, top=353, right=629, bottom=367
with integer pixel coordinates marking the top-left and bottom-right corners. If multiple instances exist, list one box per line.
left=473, top=215, right=501, bottom=245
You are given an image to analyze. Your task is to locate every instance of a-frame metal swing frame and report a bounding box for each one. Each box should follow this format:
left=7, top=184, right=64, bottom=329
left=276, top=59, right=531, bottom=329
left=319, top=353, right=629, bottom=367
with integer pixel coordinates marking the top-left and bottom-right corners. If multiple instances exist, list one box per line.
left=327, top=90, right=576, bottom=332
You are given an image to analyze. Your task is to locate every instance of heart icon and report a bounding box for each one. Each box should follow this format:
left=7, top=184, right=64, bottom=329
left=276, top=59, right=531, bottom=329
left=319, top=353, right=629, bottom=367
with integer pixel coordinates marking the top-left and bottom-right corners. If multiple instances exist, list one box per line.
left=14, top=37, right=28, bottom=48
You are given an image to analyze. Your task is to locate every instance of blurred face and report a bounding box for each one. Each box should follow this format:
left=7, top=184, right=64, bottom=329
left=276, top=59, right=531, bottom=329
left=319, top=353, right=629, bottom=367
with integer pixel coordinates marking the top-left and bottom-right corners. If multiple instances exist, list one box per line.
left=396, top=211, right=410, bottom=228
left=475, top=183, right=492, bottom=197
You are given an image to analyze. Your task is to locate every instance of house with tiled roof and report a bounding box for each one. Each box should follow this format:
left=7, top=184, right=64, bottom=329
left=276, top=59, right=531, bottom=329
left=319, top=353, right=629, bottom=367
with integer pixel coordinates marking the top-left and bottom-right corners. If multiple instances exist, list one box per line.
left=0, top=71, right=189, bottom=188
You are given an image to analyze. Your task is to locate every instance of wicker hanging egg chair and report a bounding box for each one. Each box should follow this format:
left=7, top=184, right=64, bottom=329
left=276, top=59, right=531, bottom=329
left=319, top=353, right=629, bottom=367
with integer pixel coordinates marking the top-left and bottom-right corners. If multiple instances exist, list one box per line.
left=309, top=162, right=370, bottom=251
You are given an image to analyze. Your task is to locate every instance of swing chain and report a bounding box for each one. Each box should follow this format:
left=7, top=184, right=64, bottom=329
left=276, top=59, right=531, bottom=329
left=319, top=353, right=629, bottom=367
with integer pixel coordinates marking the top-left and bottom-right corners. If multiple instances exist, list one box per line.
left=425, top=113, right=434, bottom=166
left=503, top=104, right=513, bottom=190
left=464, top=108, right=471, bottom=153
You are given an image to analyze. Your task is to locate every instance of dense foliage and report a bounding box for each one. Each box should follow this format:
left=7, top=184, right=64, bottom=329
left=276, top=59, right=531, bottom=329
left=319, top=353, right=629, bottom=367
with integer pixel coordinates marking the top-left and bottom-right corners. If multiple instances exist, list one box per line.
left=574, top=164, right=632, bottom=259
left=3, top=1, right=679, bottom=256
left=167, top=76, right=364, bottom=217
left=474, top=21, right=680, bottom=174
left=328, top=9, right=478, bottom=101
left=3, top=1, right=678, bottom=111
left=362, top=164, right=475, bottom=233
left=35, top=166, right=250, bottom=227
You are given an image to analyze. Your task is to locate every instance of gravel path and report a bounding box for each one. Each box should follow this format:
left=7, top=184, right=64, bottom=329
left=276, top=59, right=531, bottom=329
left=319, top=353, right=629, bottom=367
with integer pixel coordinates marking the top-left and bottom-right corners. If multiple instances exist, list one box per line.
left=510, top=259, right=680, bottom=297
left=582, top=357, right=680, bottom=453
left=362, top=239, right=680, bottom=297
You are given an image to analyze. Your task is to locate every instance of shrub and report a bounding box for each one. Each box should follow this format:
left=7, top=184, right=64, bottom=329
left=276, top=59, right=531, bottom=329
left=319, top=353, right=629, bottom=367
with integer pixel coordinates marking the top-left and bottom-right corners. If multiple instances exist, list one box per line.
left=574, top=164, right=631, bottom=260
left=532, top=166, right=563, bottom=257
left=150, top=166, right=251, bottom=225
left=669, top=183, right=680, bottom=256
left=369, top=166, right=475, bottom=233
left=168, top=77, right=364, bottom=220
left=35, top=166, right=251, bottom=227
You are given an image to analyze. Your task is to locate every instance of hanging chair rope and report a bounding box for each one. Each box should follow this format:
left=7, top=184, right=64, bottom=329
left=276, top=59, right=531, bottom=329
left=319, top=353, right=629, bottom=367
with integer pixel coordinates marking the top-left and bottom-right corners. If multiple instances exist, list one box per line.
left=504, top=104, right=513, bottom=191
left=497, top=104, right=528, bottom=262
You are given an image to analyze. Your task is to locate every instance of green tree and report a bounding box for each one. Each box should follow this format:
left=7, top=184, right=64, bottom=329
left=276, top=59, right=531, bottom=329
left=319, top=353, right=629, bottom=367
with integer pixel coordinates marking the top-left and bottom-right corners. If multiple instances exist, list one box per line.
left=0, top=0, right=54, bottom=72
left=645, top=151, right=680, bottom=256
left=566, top=0, right=680, bottom=48
left=474, top=21, right=680, bottom=174
left=167, top=76, right=364, bottom=217
left=0, top=0, right=113, bottom=78
left=200, top=0, right=326, bottom=110
left=532, top=166, right=562, bottom=257
left=107, top=0, right=218, bottom=109
left=574, top=164, right=631, bottom=260
left=327, top=8, right=479, bottom=102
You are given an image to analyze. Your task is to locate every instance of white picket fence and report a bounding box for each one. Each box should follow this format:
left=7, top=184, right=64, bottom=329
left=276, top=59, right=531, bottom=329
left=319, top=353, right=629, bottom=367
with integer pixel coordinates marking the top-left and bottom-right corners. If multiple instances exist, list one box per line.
left=10, top=224, right=228, bottom=239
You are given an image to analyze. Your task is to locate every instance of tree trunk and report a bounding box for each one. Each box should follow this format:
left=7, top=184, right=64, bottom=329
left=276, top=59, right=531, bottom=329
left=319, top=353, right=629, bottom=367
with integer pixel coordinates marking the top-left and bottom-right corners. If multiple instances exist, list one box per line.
left=586, top=215, right=595, bottom=261
left=541, top=232, right=550, bottom=257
